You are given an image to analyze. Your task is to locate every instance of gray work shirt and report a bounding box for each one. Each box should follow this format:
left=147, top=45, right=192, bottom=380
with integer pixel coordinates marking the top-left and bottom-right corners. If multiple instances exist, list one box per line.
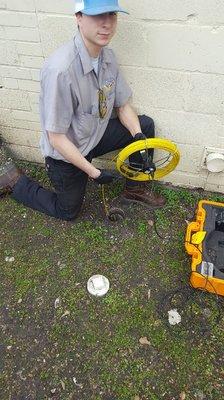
left=39, top=31, right=132, bottom=161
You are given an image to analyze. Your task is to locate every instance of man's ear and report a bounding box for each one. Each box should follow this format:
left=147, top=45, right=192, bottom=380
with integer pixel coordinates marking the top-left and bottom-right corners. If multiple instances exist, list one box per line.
left=75, top=12, right=82, bottom=26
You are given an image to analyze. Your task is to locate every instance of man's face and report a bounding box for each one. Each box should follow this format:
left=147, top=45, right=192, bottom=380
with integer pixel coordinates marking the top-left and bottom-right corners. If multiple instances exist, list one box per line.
left=76, top=12, right=118, bottom=50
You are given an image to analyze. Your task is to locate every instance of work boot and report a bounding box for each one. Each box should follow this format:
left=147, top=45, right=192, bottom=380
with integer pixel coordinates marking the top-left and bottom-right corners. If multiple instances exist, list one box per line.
left=121, top=184, right=166, bottom=208
left=0, top=161, right=21, bottom=197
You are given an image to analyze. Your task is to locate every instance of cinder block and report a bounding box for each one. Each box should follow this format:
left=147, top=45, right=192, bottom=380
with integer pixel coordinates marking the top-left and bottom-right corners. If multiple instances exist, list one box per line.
left=204, top=183, right=224, bottom=194
left=12, top=110, right=40, bottom=122
left=18, top=79, right=40, bottom=92
left=169, top=143, right=203, bottom=173
left=17, top=42, right=43, bottom=57
left=197, top=0, right=224, bottom=24
left=30, top=103, right=39, bottom=114
left=162, top=170, right=207, bottom=190
left=0, top=40, right=19, bottom=66
left=0, top=25, right=5, bottom=39
left=38, top=14, right=78, bottom=57
left=29, top=121, right=41, bottom=131
left=36, top=0, right=74, bottom=15
left=0, top=108, right=40, bottom=130
left=0, top=88, right=30, bottom=110
left=3, top=127, right=40, bottom=147
left=19, top=12, right=37, bottom=27
left=7, top=143, right=44, bottom=163
left=0, top=108, right=14, bottom=128
left=112, top=21, right=149, bottom=67
left=5, top=26, right=39, bottom=42
left=120, top=0, right=195, bottom=21
left=2, top=77, right=18, bottom=89
left=0, top=11, right=20, bottom=26
left=152, top=109, right=223, bottom=148
left=184, top=72, right=224, bottom=116
left=113, top=21, right=224, bottom=75
left=122, top=66, right=187, bottom=111
left=30, top=69, right=40, bottom=81
left=29, top=92, right=39, bottom=105
left=206, top=170, right=224, bottom=186
left=0, top=1, right=6, bottom=9
left=20, top=55, right=44, bottom=69
left=6, top=0, right=35, bottom=12
left=0, top=11, right=37, bottom=27
left=147, top=24, right=224, bottom=75
left=0, top=65, right=31, bottom=79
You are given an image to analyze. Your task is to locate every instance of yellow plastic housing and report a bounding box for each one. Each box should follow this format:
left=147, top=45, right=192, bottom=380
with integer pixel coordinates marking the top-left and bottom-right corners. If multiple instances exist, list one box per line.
left=116, top=138, right=180, bottom=181
left=185, top=200, right=224, bottom=296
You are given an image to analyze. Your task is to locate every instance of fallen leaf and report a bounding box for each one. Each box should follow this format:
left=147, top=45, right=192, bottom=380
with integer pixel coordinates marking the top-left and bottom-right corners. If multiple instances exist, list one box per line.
left=180, top=392, right=186, bottom=400
left=61, top=310, right=70, bottom=318
left=60, top=380, right=65, bottom=390
left=134, top=396, right=140, bottom=400
left=139, top=337, right=150, bottom=346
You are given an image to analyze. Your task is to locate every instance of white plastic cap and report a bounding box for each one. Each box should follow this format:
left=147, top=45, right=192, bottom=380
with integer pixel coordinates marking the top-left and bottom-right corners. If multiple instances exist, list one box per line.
left=206, top=152, right=224, bottom=173
left=87, top=274, right=110, bottom=297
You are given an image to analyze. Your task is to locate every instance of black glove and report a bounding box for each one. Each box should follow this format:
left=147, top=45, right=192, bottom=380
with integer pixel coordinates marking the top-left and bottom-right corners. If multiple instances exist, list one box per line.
left=134, top=132, right=147, bottom=141
left=93, top=169, right=119, bottom=185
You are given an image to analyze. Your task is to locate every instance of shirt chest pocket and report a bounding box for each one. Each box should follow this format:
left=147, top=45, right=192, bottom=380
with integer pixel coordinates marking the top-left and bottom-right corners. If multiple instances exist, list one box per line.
left=75, top=112, right=97, bottom=138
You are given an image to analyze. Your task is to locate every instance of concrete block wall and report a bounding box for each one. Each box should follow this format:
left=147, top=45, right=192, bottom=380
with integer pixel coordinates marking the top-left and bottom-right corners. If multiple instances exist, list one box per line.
left=0, top=0, right=224, bottom=193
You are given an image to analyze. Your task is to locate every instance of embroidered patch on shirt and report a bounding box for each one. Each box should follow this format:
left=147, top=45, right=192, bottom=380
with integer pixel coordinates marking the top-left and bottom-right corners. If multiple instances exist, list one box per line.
left=102, top=79, right=115, bottom=93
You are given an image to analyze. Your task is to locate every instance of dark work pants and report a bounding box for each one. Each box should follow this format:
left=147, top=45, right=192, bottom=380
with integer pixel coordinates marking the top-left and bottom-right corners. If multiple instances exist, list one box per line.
left=12, top=115, right=155, bottom=220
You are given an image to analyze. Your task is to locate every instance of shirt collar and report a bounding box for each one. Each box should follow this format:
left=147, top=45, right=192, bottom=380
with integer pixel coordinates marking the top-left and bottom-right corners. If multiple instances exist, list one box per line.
left=74, top=31, right=111, bottom=75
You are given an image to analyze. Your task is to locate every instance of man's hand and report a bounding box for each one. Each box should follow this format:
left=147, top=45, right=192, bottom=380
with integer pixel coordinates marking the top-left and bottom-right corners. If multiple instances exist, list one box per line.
left=134, top=132, right=147, bottom=141
left=93, top=169, right=119, bottom=185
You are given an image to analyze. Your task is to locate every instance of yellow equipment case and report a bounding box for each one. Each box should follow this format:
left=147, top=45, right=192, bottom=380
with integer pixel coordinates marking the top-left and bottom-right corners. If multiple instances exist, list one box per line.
left=185, top=200, right=224, bottom=296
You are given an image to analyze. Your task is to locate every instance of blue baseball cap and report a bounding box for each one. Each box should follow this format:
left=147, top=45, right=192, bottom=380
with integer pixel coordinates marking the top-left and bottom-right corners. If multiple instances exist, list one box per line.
left=74, top=0, right=129, bottom=15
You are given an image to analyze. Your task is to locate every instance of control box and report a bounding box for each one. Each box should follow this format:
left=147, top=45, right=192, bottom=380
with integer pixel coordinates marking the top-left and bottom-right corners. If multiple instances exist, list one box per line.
left=185, top=200, right=224, bottom=296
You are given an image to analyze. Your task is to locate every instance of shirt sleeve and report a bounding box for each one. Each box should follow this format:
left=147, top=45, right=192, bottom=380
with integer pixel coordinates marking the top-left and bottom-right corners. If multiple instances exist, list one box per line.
left=114, top=66, right=132, bottom=108
left=40, top=68, right=76, bottom=134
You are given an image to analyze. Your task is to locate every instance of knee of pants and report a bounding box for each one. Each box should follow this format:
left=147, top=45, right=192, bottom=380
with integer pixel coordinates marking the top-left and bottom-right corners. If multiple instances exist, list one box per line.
left=59, top=205, right=82, bottom=221
left=139, top=115, right=155, bottom=138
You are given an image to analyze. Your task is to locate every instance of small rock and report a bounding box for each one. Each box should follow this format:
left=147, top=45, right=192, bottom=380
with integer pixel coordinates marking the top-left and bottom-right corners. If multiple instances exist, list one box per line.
left=180, top=392, right=186, bottom=400
left=54, top=298, right=61, bottom=309
left=5, top=256, right=15, bottom=262
left=139, top=337, right=150, bottom=346
left=202, top=308, right=212, bottom=318
left=195, top=390, right=205, bottom=400
left=148, top=220, right=154, bottom=227
left=147, top=289, right=151, bottom=300
left=168, top=309, right=181, bottom=326
left=7, top=346, right=12, bottom=350
left=17, top=298, right=22, bottom=304
left=50, top=388, right=56, bottom=394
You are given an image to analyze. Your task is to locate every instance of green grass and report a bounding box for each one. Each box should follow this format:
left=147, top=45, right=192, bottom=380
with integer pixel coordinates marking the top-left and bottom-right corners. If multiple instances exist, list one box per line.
left=0, top=162, right=224, bottom=400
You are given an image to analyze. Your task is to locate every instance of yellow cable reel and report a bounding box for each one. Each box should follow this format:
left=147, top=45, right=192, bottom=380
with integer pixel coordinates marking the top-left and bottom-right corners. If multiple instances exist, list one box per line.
left=116, top=138, right=180, bottom=181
